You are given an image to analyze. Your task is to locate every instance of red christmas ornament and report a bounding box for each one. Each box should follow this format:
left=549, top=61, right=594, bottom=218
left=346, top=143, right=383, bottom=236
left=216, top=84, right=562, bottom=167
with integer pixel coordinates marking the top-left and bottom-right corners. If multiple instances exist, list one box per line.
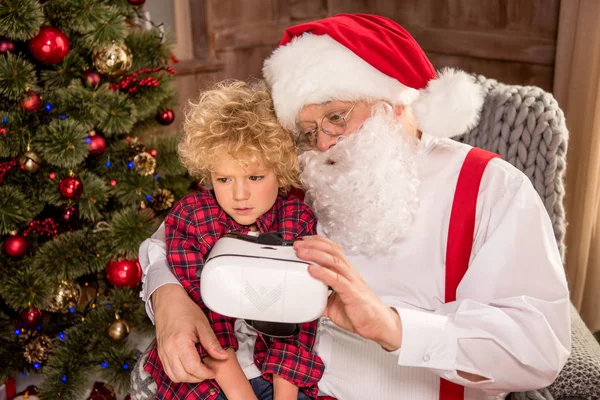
left=82, top=71, right=101, bottom=88
left=106, top=259, right=142, bottom=288
left=156, top=109, right=174, bottom=125
left=0, top=39, right=15, bottom=54
left=59, top=175, right=84, bottom=199
left=28, top=26, right=70, bottom=65
left=20, top=92, right=42, bottom=112
left=88, top=134, right=106, bottom=155
left=127, top=0, right=146, bottom=6
left=3, top=233, right=29, bottom=257
left=20, top=307, right=43, bottom=326
left=61, top=206, right=79, bottom=223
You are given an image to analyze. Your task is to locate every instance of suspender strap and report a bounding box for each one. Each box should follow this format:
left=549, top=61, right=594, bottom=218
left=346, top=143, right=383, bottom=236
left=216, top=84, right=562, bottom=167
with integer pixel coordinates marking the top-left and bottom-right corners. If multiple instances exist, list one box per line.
left=440, top=147, right=499, bottom=400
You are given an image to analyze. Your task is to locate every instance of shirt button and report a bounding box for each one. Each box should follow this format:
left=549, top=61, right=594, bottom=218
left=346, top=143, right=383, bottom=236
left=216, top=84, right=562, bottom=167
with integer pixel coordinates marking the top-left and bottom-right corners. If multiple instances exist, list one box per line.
left=209, top=388, right=217, bottom=395
left=423, top=354, right=431, bottom=362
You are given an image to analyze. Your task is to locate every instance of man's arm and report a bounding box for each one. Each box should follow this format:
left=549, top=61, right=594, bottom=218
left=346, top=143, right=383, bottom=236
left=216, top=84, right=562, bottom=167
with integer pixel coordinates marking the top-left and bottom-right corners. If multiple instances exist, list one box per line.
left=139, top=222, right=228, bottom=383
left=385, top=176, right=570, bottom=391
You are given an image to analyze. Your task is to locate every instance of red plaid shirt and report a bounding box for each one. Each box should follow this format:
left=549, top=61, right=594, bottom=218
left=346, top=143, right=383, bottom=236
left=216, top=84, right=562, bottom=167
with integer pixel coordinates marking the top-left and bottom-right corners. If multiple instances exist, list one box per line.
left=144, top=190, right=325, bottom=400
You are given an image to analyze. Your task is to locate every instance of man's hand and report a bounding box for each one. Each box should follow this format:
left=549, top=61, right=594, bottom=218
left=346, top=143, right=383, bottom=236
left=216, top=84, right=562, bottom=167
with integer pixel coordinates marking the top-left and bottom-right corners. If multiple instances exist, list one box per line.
left=152, top=284, right=228, bottom=382
left=293, top=235, right=403, bottom=351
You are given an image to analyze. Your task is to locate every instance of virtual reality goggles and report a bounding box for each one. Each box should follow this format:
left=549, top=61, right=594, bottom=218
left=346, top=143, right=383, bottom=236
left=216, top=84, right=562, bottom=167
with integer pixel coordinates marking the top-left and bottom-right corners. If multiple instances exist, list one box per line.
left=199, top=232, right=328, bottom=337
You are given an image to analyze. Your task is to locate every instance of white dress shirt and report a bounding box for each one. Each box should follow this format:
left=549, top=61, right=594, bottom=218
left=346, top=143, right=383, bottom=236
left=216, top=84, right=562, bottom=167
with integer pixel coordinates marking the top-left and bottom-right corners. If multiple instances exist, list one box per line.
left=139, top=135, right=570, bottom=400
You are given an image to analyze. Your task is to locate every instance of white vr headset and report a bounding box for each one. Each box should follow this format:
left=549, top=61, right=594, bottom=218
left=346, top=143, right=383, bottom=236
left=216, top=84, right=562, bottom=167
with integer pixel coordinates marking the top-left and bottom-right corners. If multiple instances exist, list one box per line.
left=199, top=233, right=328, bottom=337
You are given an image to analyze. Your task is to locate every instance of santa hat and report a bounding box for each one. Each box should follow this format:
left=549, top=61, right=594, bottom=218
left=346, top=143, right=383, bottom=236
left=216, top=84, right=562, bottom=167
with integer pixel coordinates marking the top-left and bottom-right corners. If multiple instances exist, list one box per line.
left=263, top=13, right=484, bottom=138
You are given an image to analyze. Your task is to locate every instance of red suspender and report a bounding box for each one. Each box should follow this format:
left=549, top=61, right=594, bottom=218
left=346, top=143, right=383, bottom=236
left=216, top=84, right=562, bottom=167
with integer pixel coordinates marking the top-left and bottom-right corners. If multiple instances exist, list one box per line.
left=440, top=147, right=500, bottom=400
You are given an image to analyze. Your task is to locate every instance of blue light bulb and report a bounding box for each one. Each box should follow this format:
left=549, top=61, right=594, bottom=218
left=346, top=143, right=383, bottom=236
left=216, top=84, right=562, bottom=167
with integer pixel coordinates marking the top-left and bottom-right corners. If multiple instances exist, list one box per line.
left=45, top=104, right=52, bottom=111
left=128, top=161, right=135, bottom=169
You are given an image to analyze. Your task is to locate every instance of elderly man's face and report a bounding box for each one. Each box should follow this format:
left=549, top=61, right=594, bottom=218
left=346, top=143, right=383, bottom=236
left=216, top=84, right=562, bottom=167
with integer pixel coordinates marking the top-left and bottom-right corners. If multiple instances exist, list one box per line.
left=295, top=101, right=373, bottom=152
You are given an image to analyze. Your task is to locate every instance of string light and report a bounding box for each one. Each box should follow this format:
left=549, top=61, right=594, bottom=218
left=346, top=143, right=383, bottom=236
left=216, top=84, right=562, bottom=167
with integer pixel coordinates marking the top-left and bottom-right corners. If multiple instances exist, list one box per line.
left=33, top=362, right=41, bottom=369
left=145, top=194, right=152, bottom=201
left=69, top=307, right=75, bottom=313
left=61, top=375, right=67, bottom=382
left=14, top=329, right=21, bottom=336
left=60, top=114, right=67, bottom=120
left=2, top=117, right=7, bottom=123
left=58, top=332, right=65, bottom=339
left=45, top=104, right=52, bottom=111
left=127, top=161, right=134, bottom=169
left=101, top=361, right=109, bottom=368
left=123, top=363, right=129, bottom=370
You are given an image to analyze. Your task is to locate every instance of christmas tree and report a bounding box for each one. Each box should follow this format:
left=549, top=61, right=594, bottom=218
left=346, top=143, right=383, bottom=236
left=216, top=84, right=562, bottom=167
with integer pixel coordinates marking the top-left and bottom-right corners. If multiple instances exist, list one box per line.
left=0, top=1, right=193, bottom=398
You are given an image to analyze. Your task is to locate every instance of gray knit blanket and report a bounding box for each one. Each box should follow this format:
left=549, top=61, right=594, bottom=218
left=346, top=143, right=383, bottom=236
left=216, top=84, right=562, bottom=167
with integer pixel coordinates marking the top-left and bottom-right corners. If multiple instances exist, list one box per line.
left=130, top=77, right=600, bottom=400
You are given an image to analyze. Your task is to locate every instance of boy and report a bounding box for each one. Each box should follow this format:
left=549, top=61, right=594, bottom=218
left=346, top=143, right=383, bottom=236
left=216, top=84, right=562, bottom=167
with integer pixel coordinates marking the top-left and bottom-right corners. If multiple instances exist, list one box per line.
left=143, top=81, right=324, bottom=400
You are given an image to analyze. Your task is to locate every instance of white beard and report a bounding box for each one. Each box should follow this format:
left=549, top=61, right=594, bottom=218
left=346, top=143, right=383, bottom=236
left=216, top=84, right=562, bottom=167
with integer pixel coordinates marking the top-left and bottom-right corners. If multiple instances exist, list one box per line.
left=299, top=105, right=421, bottom=257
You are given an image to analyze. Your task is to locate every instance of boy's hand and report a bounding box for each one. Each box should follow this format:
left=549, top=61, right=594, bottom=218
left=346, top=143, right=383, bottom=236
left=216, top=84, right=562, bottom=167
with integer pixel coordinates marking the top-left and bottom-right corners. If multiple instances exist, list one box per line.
left=153, top=284, right=228, bottom=382
left=204, top=348, right=259, bottom=400
left=273, top=374, right=299, bottom=400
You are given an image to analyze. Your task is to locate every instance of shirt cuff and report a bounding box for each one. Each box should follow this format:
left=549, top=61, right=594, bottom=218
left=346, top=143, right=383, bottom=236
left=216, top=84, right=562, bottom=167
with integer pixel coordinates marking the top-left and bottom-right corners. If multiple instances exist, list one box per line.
left=140, top=260, right=181, bottom=324
left=392, top=307, right=457, bottom=372
left=261, top=342, right=324, bottom=389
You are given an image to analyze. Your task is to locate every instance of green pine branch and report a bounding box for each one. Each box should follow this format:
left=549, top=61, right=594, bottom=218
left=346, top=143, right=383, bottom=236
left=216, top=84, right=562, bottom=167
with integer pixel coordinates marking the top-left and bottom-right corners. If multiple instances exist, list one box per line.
left=0, top=53, right=39, bottom=101
left=0, top=186, right=39, bottom=234
left=34, top=119, right=91, bottom=169
left=32, top=229, right=110, bottom=281
left=107, top=207, right=157, bottom=259
left=0, top=0, right=44, bottom=40
left=0, top=265, right=53, bottom=310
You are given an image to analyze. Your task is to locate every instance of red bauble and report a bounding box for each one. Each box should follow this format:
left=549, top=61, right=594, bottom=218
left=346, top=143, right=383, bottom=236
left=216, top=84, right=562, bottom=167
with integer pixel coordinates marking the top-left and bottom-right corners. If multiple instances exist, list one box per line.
left=88, top=135, right=106, bottom=155
left=3, top=234, right=29, bottom=257
left=156, top=109, right=174, bottom=125
left=20, top=307, right=43, bottom=326
left=58, top=175, right=84, bottom=199
left=106, top=259, right=142, bottom=288
left=20, top=92, right=42, bottom=112
left=61, top=206, right=79, bottom=223
left=28, top=26, right=70, bottom=65
left=127, top=0, right=146, bottom=6
left=82, top=71, right=101, bottom=88
left=0, top=39, right=15, bottom=54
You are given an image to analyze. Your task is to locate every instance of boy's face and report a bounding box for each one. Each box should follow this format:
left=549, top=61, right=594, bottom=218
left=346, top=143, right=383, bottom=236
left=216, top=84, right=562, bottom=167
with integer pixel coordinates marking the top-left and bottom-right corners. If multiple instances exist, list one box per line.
left=210, top=152, right=280, bottom=227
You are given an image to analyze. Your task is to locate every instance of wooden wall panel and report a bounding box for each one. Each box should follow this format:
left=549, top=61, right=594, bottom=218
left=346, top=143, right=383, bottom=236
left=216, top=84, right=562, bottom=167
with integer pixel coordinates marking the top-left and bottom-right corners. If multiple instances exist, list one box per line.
left=173, top=0, right=561, bottom=119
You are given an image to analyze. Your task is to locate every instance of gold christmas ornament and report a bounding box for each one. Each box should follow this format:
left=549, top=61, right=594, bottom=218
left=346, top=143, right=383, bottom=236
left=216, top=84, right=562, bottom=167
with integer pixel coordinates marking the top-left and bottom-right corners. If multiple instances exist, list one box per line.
left=18, top=150, right=42, bottom=173
left=108, top=318, right=130, bottom=341
left=24, top=334, right=53, bottom=364
left=92, top=42, right=133, bottom=76
left=46, top=280, right=82, bottom=313
left=151, top=188, right=175, bottom=211
left=128, top=137, right=146, bottom=154
left=133, top=152, right=156, bottom=176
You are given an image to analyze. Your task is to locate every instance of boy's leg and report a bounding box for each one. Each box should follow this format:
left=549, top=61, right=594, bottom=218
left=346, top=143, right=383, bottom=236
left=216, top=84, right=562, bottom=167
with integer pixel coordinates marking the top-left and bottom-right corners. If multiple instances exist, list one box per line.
left=250, top=377, right=274, bottom=400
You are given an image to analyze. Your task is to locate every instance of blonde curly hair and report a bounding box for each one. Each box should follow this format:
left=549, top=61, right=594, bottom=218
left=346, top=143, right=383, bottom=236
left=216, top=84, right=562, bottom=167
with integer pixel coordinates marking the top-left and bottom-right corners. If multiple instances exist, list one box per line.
left=179, top=80, right=299, bottom=192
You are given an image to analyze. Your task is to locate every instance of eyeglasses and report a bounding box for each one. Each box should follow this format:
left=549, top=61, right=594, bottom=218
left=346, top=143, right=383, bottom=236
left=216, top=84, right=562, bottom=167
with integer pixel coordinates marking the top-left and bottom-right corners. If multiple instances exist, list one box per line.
left=295, top=103, right=356, bottom=150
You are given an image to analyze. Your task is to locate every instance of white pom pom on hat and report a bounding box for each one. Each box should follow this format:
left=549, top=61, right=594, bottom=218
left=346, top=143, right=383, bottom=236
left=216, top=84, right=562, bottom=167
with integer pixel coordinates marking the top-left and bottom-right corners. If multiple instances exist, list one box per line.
left=263, top=13, right=483, bottom=138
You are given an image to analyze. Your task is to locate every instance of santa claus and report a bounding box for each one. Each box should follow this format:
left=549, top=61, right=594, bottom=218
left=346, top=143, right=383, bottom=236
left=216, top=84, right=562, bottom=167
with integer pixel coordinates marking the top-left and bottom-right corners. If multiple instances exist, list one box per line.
left=137, top=14, right=570, bottom=400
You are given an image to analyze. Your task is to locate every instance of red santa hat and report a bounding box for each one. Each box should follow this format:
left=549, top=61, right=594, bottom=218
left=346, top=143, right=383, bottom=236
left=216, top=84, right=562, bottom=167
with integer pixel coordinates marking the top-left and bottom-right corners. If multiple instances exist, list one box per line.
left=263, top=13, right=484, bottom=138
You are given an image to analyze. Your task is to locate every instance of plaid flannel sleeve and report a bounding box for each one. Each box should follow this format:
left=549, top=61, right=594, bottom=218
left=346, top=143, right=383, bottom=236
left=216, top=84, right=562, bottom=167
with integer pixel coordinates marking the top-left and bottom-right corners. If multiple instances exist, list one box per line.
left=165, top=197, right=238, bottom=357
left=261, top=204, right=325, bottom=393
